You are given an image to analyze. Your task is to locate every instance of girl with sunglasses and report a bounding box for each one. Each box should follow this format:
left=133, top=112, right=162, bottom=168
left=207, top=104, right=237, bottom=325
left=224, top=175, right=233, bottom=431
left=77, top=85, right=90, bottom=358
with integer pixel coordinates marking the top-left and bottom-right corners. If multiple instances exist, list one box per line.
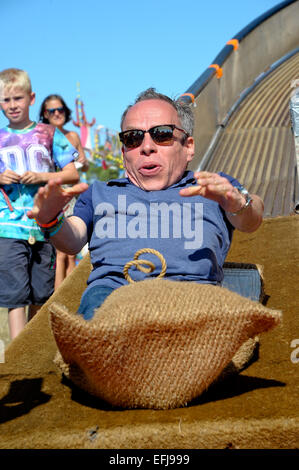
left=39, top=94, right=89, bottom=289
left=39, top=94, right=89, bottom=172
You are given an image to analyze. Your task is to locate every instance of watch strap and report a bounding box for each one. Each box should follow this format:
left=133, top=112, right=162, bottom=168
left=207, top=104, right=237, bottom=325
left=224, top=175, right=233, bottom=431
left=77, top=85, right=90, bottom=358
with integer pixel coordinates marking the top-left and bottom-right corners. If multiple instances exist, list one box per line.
left=228, top=186, right=253, bottom=216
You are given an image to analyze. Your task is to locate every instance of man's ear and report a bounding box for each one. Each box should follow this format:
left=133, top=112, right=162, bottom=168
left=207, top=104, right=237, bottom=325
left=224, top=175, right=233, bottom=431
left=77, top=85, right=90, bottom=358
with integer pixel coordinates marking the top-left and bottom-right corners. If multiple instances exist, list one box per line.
left=121, top=145, right=126, bottom=168
left=185, top=136, right=195, bottom=163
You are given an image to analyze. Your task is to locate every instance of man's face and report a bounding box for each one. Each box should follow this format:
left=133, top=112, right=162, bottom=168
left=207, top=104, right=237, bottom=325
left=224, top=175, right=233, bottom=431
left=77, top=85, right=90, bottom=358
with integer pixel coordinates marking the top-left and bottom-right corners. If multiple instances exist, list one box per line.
left=121, top=99, right=194, bottom=191
left=0, top=86, right=35, bottom=129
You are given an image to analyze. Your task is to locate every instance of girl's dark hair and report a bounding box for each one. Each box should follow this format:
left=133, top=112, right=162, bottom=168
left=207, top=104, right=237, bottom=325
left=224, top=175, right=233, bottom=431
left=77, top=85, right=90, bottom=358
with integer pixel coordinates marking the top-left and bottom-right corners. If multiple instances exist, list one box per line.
left=38, top=94, right=72, bottom=124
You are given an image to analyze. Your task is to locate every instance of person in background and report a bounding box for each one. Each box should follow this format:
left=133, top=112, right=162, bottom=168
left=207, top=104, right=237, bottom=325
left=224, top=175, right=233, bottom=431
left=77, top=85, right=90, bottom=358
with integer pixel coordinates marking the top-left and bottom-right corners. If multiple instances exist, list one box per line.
left=39, top=94, right=89, bottom=289
left=0, top=69, right=79, bottom=339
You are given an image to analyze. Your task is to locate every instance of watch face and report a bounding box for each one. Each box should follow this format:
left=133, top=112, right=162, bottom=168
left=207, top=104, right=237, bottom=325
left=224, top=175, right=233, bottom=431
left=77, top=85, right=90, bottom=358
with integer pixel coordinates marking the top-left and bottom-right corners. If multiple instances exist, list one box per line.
left=230, top=186, right=252, bottom=215
left=238, top=186, right=248, bottom=195
left=242, top=190, right=252, bottom=206
left=238, top=187, right=251, bottom=201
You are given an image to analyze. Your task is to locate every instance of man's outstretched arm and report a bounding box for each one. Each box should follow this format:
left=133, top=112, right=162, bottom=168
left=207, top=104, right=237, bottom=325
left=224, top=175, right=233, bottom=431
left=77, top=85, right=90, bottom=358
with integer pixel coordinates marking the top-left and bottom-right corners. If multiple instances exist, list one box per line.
left=180, top=171, right=264, bottom=233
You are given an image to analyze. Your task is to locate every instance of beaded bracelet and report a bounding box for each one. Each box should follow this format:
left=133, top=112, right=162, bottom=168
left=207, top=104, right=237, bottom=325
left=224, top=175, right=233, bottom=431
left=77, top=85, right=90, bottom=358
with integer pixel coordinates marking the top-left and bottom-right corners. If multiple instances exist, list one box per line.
left=35, top=211, right=65, bottom=240
left=35, top=211, right=64, bottom=228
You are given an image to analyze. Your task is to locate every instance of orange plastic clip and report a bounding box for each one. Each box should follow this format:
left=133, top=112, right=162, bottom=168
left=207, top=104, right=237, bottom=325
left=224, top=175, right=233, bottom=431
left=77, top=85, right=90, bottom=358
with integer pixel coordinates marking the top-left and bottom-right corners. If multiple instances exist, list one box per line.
left=226, top=39, right=239, bottom=51
left=209, top=64, right=223, bottom=79
left=180, top=93, right=195, bottom=104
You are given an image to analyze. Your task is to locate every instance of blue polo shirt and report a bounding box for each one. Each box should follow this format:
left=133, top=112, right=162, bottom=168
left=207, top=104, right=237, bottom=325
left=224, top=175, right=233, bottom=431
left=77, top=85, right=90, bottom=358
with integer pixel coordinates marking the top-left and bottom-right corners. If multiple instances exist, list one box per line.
left=73, top=171, right=241, bottom=296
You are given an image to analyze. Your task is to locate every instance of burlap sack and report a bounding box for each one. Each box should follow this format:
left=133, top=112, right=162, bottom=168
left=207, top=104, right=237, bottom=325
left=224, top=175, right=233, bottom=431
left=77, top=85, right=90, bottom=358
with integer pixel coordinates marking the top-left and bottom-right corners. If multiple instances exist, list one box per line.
left=50, top=279, right=281, bottom=410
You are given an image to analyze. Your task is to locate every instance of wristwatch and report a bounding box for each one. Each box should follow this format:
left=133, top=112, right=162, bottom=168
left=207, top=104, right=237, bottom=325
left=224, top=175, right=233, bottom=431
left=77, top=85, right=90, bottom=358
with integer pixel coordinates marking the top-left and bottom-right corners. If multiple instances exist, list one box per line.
left=229, top=186, right=253, bottom=216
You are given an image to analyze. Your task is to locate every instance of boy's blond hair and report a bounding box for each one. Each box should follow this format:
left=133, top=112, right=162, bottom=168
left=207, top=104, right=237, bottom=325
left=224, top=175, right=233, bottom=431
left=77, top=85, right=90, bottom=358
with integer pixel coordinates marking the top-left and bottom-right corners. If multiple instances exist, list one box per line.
left=0, top=68, right=32, bottom=94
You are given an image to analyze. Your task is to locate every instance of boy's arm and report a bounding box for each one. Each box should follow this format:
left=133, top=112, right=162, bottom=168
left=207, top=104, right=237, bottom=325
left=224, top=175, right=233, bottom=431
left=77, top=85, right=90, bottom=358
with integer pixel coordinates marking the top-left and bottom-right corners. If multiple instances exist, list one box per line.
left=20, top=161, right=79, bottom=185
left=0, top=169, right=21, bottom=184
left=67, top=131, right=89, bottom=172
left=20, top=127, right=82, bottom=185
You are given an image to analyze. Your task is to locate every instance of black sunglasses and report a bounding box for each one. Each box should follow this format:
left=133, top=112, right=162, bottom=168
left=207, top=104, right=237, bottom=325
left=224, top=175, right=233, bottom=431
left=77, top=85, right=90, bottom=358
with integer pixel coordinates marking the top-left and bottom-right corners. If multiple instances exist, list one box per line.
left=46, top=106, right=65, bottom=115
left=119, top=124, right=189, bottom=149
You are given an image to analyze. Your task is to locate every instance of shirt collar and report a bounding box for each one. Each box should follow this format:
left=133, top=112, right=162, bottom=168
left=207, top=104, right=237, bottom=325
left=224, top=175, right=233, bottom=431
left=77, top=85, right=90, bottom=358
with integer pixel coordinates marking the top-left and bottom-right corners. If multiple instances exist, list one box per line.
left=106, top=170, right=196, bottom=189
left=5, top=122, right=37, bottom=134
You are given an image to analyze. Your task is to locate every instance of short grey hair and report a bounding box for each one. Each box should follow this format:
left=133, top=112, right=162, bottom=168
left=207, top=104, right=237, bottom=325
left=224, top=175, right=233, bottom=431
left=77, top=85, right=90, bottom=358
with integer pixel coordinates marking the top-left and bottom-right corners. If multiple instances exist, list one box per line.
left=120, top=88, right=194, bottom=136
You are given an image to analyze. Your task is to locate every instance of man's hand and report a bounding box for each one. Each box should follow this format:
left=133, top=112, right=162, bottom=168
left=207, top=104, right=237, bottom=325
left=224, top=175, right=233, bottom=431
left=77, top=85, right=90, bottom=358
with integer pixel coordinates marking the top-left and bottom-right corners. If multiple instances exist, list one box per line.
left=180, top=171, right=264, bottom=232
left=27, top=178, right=89, bottom=225
left=0, top=169, right=21, bottom=185
left=179, top=171, right=246, bottom=213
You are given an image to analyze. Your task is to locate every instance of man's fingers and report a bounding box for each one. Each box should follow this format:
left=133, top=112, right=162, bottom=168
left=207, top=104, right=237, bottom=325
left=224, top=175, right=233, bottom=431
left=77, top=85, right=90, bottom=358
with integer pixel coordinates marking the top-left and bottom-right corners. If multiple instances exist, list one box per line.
left=48, top=177, right=63, bottom=186
left=179, top=186, right=203, bottom=197
left=27, top=208, right=38, bottom=219
left=194, top=171, right=217, bottom=181
left=204, top=183, right=231, bottom=196
left=182, top=173, right=248, bottom=213
left=180, top=183, right=230, bottom=198
left=27, top=182, right=89, bottom=223
left=62, top=182, right=89, bottom=195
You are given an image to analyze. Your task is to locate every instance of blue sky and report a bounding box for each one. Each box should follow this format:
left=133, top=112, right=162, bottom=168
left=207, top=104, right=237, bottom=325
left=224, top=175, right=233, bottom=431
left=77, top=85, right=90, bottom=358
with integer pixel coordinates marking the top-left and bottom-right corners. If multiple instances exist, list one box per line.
left=0, top=0, right=283, bottom=140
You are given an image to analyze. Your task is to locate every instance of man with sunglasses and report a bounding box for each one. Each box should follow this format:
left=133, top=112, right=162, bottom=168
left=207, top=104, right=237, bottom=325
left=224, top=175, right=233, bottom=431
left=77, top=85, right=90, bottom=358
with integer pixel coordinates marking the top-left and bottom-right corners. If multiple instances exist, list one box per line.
left=28, top=88, right=264, bottom=320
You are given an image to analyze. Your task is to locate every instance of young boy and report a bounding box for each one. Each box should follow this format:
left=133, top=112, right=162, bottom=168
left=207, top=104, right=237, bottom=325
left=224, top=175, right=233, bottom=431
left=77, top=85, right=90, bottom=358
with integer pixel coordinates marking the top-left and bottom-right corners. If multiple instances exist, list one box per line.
left=0, top=68, right=80, bottom=340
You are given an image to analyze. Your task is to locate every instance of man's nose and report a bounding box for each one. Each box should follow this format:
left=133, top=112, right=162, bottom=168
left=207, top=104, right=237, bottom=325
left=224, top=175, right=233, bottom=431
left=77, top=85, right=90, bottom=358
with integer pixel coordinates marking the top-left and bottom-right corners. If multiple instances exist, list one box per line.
left=140, top=131, right=157, bottom=155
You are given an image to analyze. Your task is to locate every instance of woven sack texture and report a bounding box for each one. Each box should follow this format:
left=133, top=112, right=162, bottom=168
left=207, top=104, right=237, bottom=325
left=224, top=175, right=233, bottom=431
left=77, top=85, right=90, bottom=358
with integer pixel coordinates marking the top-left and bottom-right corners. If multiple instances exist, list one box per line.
left=50, top=279, right=281, bottom=410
